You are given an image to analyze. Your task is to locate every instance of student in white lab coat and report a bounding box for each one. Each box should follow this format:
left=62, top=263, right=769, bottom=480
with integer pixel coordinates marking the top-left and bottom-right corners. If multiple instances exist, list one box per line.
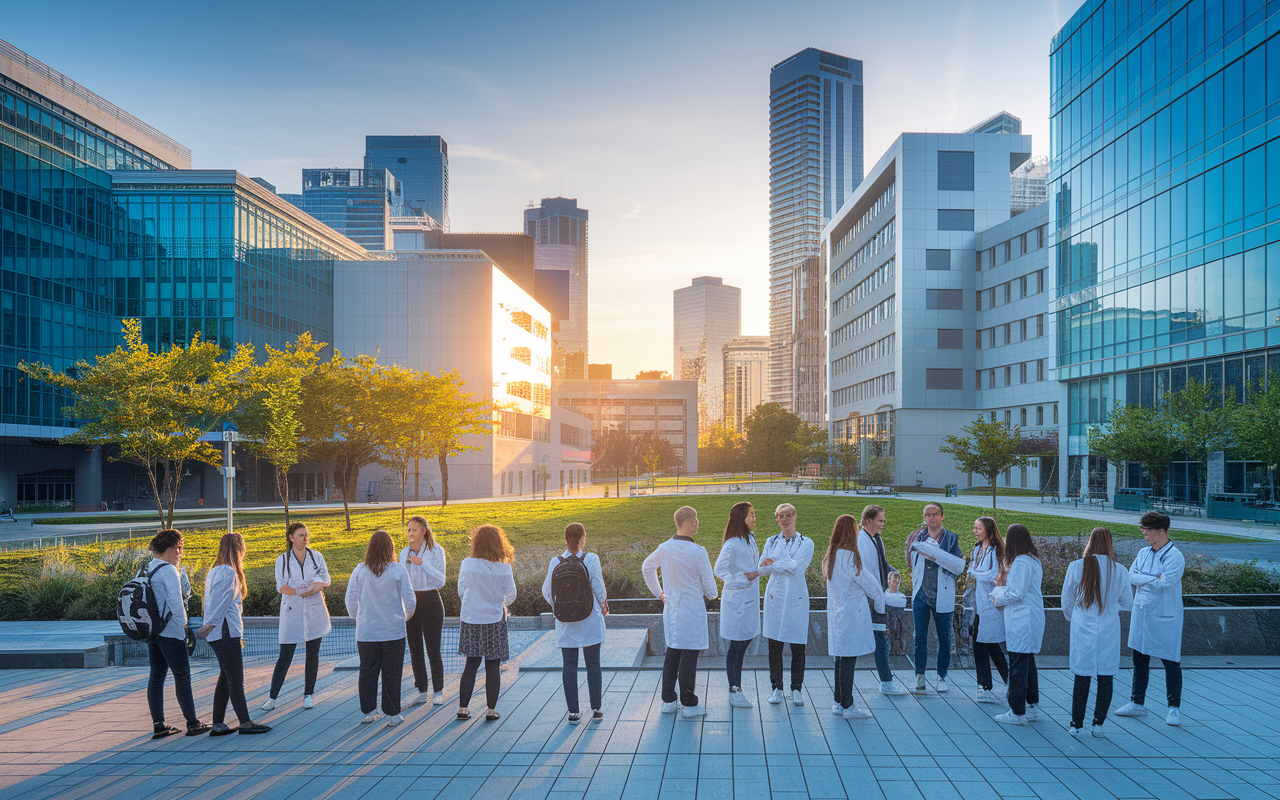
left=1115, top=511, right=1186, bottom=726
left=542, top=522, right=609, bottom=723
left=759, top=502, right=814, bottom=705
left=713, top=502, right=760, bottom=708
left=969, top=517, right=1008, bottom=704
left=199, top=532, right=270, bottom=736
left=642, top=506, right=719, bottom=718
left=1061, top=526, right=1134, bottom=737
left=990, top=524, right=1045, bottom=726
left=824, top=514, right=887, bottom=720
left=400, top=516, right=447, bottom=707
left=345, top=529, right=417, bottom=727
left=263, top=522, right=332, bottom=711
left=903, top=502, right=966, bottom=693
left=857, top=504, right=909, bottom=697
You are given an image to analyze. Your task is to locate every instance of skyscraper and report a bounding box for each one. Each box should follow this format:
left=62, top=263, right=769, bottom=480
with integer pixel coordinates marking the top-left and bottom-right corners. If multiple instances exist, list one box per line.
left=525, top=197, right=589, bottom=378
left=285, top=168, right=404, bottom=250
left=673, top=277, right=741, bottom=438
left=364, top=135, right=448, bottom=231
left=769, top=48, right=863, bottom=424
left=723, top=336, right=770, bottom=433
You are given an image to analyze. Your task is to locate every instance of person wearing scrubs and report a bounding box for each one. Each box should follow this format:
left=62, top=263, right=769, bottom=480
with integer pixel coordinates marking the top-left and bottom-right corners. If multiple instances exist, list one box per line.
left=824, top=514, right=887, bottom=720
left=264, top=522, right=332, bottom=711
left=759, top=503, right=814, bottom=706
left=713, top=502, right=760, bottom=709
left=903, top=503, right=965, bottom=693
left=990, top=524, right=1045, bottom=726
left=857, top=504, right=909, bottom=696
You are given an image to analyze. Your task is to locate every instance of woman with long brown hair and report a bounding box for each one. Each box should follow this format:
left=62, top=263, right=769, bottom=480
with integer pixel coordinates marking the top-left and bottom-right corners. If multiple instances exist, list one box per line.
left=456, top=524, right=517, bottom=721
left=344, top=529, right=417, bottom=727
left=1061, top=527, right=1133, bottom=736
left=990, top=524, right=1045, bottom=726
left=823, top=514, right=885, bottom=719
left=969, top=517, right=1009, bottom=704
left=400, top=516, right=447, bottom=707
left=713, top=501, right=760, bottom=708
left=264, top=521, right=331, bottom=711
left=199, top=532, right=271, bottom=735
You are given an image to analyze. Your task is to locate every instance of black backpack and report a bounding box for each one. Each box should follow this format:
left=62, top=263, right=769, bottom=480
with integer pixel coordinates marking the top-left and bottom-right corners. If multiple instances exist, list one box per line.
left=551, top=553, right=594, bottom=623
left=117, top=563, right=173, bottom=641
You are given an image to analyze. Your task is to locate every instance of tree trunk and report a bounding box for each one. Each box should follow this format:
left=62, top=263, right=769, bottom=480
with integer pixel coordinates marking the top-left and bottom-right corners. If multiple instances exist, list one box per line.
left=414, top=458, right=420, bottom=502
left=338, top=462, right=352, bottom=531
left=146, top=461, right=167, bottom=529
left=400, top=470, right=408, bottom=524
left=275, top=464, right=291, bottom=527
left=438, top=448, right=450, bottom=507
left=615, top=468, right=620, bottom=498
left=990, top=471, right=998, bottom=511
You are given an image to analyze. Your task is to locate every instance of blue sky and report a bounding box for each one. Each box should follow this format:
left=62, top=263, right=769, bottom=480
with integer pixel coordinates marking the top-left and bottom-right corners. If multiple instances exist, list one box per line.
left=7, top=0, right=1073, bottom=377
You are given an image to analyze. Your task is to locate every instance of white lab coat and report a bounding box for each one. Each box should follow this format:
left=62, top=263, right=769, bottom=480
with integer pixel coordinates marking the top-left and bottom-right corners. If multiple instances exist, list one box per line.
left=858, top=530, right=907, bottom=630
left=968, top=544, right=1006, bottom=643
left=759, top=532, right=814, bottom=644
left=713, top=535, right=761, bottom=642
left=1127, top=543, right=1185, bottom=663
left=906, top=530, right=966, bottom=609
left=202, top=564, right=243, bottom=643
left=344, top=562, right=417, bottom=643
left=541, top=550, right=607, bottom=649
left=275, top=548, right=332, bottom=645
left=399, top=543, right=447, bottom=591
left=826, top=549, right=885, bottom=657
left=642, top=537, right=718, bottom=650
left=989, top=555, right=1045, bottom=654
left=1062, top=555, right=1134, bottom=676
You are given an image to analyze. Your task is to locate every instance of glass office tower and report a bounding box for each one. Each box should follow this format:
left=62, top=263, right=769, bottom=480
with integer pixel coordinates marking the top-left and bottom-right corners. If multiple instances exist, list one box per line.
left=364, top=135, right=448, bottom=231
left=1052, top=0, right=1280, bottom=500
left=287, top=168, right=402, bottom=251
left=525, top=197, right=589, bottom=378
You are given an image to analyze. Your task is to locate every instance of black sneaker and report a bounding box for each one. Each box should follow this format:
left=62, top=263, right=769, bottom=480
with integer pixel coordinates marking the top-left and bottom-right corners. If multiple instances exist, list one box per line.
left=592, top=709, right=604, bottom=720
left=185, top=720, right=211, bottom=736
left=236, top=722, right=272, bottom=735
left=152, top=722, right=180, bottom=740
left=209, top=723, right=235, bottom=737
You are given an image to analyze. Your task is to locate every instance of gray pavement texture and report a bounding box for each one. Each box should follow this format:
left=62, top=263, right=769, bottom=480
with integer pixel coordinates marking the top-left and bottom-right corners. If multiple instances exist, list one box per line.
left=0, top=659, right=1277, bottom=800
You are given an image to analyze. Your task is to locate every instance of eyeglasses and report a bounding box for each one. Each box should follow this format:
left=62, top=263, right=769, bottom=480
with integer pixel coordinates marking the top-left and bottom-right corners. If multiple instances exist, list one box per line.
left=776, top=512, right=796, bottom=518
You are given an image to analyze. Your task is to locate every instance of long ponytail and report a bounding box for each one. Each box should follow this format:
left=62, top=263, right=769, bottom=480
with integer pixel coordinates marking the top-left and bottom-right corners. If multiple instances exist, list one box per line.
left=1077, top=526, right=1116, bottom=611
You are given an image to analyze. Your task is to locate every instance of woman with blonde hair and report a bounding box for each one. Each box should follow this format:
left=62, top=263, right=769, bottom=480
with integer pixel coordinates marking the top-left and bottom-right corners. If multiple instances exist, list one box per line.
left=345, top=529, right=417, bottom=727
left=457, top=524, right=517, bottom=721
left=969, top=516, right=1009, bottom=704
left=1061, top=527, right=1133, bottom=737
left=823, top=514, right=886, bottom=719
left=199, top=532, right=270, bottom=735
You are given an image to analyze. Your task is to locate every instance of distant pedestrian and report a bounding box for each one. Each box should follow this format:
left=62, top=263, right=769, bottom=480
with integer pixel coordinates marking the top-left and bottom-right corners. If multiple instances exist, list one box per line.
left=542, top=523, right=609, bottom=723
left=969, top=517, right=1009, bottom=704
left=345, top=529, right=416, bottom=727
left=857, top=504, right=909, bottom=696
left=759, top=502, right=813, bottom=705
left=823, top=514, right=886, bottom=719
left=199, top=532, right=270, bottom=735
left=713, top=502, right=760, bottom=708
left=642, top=506, right=718, bottom=718
left=903, top=502, right=965, bottom=693
left=400, top=516, right=447, bottom=707
left=264, top=522, right=331, bottom=711
left=457, top=525, right=517, bottom=721
left=143, top=529, right=210, bottom=738
left=1115, top=511, right=1185, bottom=726
left=1062, top=527, right=1133, bottom=737
left=990, top=524, right=1045, bottom=725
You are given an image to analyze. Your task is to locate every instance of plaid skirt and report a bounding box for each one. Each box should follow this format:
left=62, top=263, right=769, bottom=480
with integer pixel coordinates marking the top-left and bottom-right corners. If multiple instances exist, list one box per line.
left=458, top=618, right=509, bottom=661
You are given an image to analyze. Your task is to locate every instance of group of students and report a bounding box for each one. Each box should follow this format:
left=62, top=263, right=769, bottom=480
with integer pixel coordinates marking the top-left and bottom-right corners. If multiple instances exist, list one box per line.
left=143, top=501, right=1187, bottom=738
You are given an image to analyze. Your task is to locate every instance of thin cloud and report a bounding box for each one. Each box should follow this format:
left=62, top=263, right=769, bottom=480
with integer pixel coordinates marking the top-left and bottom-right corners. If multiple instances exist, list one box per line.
left=622, top=201, right=646, bottom=219
left=450, top=144, right=546, bottom=180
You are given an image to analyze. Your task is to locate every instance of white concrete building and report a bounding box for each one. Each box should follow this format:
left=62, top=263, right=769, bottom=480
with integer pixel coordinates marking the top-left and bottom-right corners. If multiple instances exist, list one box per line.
left=673, top=277, right=741, bottom=439
left=556, top=379, right=699, bottom=474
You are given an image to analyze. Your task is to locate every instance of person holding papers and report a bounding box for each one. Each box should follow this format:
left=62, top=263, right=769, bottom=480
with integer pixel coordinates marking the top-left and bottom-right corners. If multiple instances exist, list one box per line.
left=400, top=516, right=447, bottom=707
left=903, top=503, right=965, bottom=693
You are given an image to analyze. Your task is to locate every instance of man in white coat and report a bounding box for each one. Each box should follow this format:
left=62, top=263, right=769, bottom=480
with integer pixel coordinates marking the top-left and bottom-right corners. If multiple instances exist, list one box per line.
left=643, top=506, right=719, bottom=719
left=1115, top=511, right=1186, bottom=726
left=857, top=505, right=909, bottom=696
left=759, top=503, right=814, bottom=705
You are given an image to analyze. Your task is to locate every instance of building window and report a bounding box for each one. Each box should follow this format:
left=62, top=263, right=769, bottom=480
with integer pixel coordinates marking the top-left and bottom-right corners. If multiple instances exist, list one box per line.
left=1004, top=241, right=1012, bottom=261
left=1036, top=314, right=1044, bottom=336
left=1036, top=405, right=1044, bottom=425
left=1004, top=366, right=1012, bottom=385
left=1020, top=232, right=1028, bottom=253
left=1020, top=408, right=1028, bottom=427
left=937, top=209, right=975, bottom=231
left=926, top=289, right=963, bottom=310
left=1020, top=276, right=1028, bottom=298
left=989, top=369, right=996, bottom=389
left=1020, top=318, right=1028, bottom=340
left=1037, top=270, right=1045, bottom=293
left=976, top=251, right=983, bottom=271
left=976, top=370, right=983, bottom=390
left=1020, top=363, right=1028, bottom=383
left=1004, top=283, right=1012, bottom=303
left=937, top=151, right=975, bottom=191
left=1037, top=226, right=1045, bottom=247
left=976, top=291, right=983, bottom=310
left=1053, top=404, right=1059, bottom=424
left=988, top=288, right=996, bottom=308
left=925, top=249, right=951, bottom=270
left=926, top=368, right=964, bottom=390
left=1005, top=410, right=1012, bottom=428
left=937, top=329, right=964, bottom=349
left=1037, top=359, right=1045, bottom=381
left=975, top=329, right=983, bottom=349
left=988, top=328, right=996, bottom=349
left=1004, top=323, right=1011, bottom=344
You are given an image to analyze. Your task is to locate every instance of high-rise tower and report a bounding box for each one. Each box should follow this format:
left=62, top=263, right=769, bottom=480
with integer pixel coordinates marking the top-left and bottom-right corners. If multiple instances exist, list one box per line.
left=525, top=197, right=589, bottom=378
left=673, top=277, right=742, bottom=438
left=364, top=135, right=449, bottom=231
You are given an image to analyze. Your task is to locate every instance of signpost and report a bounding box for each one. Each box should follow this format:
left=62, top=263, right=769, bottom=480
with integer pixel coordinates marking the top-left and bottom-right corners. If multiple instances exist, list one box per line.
left=222, top=423, right=238, bottom=533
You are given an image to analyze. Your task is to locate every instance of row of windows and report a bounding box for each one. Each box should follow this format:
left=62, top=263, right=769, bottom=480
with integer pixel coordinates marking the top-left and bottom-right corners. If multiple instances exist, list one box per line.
left=993, top=405, right=1058, bottom=429
left=925, top=289, right=963, bottom=311
left=832, top=371, right=895, bottom=406
left=977, top=315, right=1047, bottom=349
left=833, top=294, right=896, bottom=346
left=978, top=360, right=1048, bottom=390
left=560, top=423, right=591, bottom=447
left=832, top=258, right=894, bottom=316
left=497, top=411, right=551, bottom=442
left=832, top=333, right=895, bottom=376
left=937, top=209, right=974, bottom=232
left=832, top=218, right=894, bottom=286
left=977, top=227, right=1047, bottom=270
left=832, top=182, right=895, bottom=255
left=509, top=310, right=549, bottom=341
left=976, top=270, right=1046, bottom=310
left=505, top=381, right=551, bottom=405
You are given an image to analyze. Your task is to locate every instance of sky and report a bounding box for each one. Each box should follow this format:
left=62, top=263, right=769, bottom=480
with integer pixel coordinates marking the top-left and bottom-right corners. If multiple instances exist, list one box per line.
left=7, top=0, right=1076, bottom=378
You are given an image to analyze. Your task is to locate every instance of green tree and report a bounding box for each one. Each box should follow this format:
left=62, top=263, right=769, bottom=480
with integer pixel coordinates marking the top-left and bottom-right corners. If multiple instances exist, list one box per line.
left=594, top=427, right=632, bottom=497
left=864, top=454, right=896, bottom=486
left=1088, top=401, right=1177, bottom=494
left=830, top=439, right=860, bottom=492
left=938, top=415, right=1030, bottom=510
left=743, top=402, right=806, bottom=473
left=19, top=319, right=254, bottom=528
left=698, top=423, right=745, bottom=474
left=374, top=364, right=435, bottom=523
left=421, top=370, right=490, bottom=507
left=1235, top=379, right=1280, bottom=498
left=1163, top=378, right=1238, bottom=501
left=632, top=431, right=677, bottom=483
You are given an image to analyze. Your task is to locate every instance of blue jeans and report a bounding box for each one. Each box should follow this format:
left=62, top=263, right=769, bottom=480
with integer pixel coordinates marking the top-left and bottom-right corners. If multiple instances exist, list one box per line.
left=873, top=630, right=893, bottom=682
left=562, top=644, right=602, bottom=714
left=912, top=594, right=951, bottom=678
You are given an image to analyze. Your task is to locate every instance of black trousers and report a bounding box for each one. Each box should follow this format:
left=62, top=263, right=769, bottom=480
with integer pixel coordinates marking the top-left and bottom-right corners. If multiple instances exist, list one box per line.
left=725, top=639, right=751, bottom=689
left=357, top=639, right=405, bottom=715
left=269, top=638, right=322, bottom=698
left=147, top=636, right=197, bottom=725
left=210, top=635, right=251, bottom=725
left=661, top=648, right=700, bottom=707
left=407, top=589, right=445, bottom=693
left=972, top=613, right=1009, bottom=691
left=1131, top=650, right=1182, bottom=708
left=767, top=638, right=805, bottom=690
left=460, top=656, right=502, bottom=709
left=1071, top=674, right=1114, bottom=728
left=833, top=656, right=858, bottom=709
left=1006, top=652, right=1040, bottom=716
left=562, top=644, right=603, bottom=714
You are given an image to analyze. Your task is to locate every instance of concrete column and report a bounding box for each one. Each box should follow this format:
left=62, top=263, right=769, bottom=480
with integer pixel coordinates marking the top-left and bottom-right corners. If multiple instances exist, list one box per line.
left=74, top=446, right=103, bottom=511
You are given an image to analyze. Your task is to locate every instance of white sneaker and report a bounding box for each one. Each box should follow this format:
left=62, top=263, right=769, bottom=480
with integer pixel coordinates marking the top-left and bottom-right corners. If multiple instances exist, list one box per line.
left=432, top=692, right=445, bottom=706
left=682, top=705, right=706, bottom=718
left=1114, top=702, right=1146, bottom=717
left=791, top=689, right=804, bottom=706
left=1166, top=707, right=1181, bottom=726
left=936, top=677, right=949, bottom=693
left=1091, top=724, right=1106, bottom=738
left=260, top=697, right=276, bottom=711
left=386, top=714, right=404, bottom=727
left=303, top=695, right=314, bottom=710
left=831, top=703, right=843, bottom=715
left=661, top=701, right=680, bottom=714
left=975, top=688, right=1000, bottom=705
left=767, top=689, right=784, bottom=704
left=1025, top=703, right=1042, bottom=721
left=881, top=680, right=909, bottom=696
left=414, top=691, right=430, bottom=706
left=995, top=711, right=1028, bottom=726
left=842, top=704, right=873, bottom=720
left=728, top=690, right=753, bottom=709
left=914, top=675, right=927, bottom=692
left=361, top=712, right=383, bottom=724
left=1069, top=725, right=1082, bottom=736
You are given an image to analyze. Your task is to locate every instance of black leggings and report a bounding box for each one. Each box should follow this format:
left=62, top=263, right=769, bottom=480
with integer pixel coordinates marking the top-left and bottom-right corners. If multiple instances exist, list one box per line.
left=833, top=656, right=858, bottom=709
left=1071, top=674, right=1114, bottom=728
left=972, top=614, right=1009, bottom=691
left=725, top=639, right=751, bottom=689
left=460, top=657, right=501, bottom=709
left=269, top=638, right=322, bottom=698
left=407, top=589, right=445, bottom=693
left=210, top=635, right=251, bottom=725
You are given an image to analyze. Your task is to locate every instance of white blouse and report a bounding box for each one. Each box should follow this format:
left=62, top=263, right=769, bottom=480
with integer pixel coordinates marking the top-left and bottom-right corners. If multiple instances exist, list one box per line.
left=202, top=564, right=243, bottom=643
left=344, top=562, right=417, bottom=642
left=399, top=543, right=447, bottom=591
left=458, top=558, right=518, bottom=624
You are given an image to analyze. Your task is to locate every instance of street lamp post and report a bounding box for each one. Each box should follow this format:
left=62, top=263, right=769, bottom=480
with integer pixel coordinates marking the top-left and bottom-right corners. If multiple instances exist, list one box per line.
left=222, top=423, right=238, bottom=533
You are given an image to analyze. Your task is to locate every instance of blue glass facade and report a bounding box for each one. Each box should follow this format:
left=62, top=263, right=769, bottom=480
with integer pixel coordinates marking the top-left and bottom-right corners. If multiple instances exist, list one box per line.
left=364, top=135, right=448, bottom=231
left=287, top=168, right=401, bottom=251
left=1052, top=0, right=1280, bottom=499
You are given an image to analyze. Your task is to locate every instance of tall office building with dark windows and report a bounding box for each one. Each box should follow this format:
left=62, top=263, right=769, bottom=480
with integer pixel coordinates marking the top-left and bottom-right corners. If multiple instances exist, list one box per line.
left=1052, top=0, right=1280, bottom=501
left=769, top=48, right=863, bottom=424
left=525, top=197, right=589, bottom=379
left=364, top=135, right=448, bottom=231
left=283, top=168, right=404, bottom=251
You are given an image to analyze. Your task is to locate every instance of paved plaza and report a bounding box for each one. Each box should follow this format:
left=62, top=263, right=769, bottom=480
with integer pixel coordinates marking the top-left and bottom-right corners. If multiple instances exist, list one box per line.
left=0, top=660, right=1277, bottom=800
